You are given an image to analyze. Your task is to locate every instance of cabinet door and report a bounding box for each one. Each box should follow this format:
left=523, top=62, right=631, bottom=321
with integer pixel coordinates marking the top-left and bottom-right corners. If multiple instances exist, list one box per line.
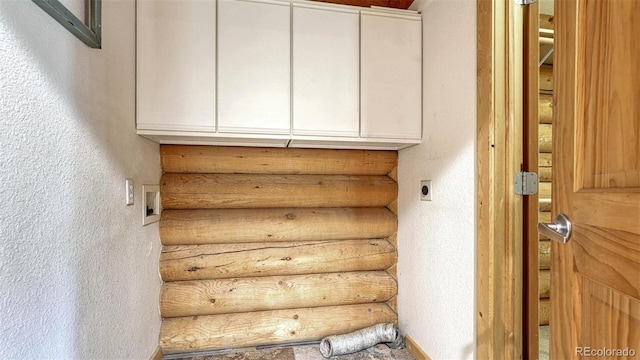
left=361, top=12, right=421, bottom=140
left=292, top=5, right=359, bottom=138
left=217, top=0, right=290, bottom=134
left=136, top=0, right=216, bottom=132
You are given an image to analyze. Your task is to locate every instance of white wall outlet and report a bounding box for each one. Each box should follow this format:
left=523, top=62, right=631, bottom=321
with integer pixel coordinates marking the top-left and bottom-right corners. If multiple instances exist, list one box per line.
left=421, top=180, right=433, bottom=201
left=125, top=179, right=134, bottom=205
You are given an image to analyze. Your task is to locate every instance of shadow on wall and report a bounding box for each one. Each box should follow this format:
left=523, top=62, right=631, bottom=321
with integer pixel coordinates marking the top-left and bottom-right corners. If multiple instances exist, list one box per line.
left=0, top=1, right=161, bottom=359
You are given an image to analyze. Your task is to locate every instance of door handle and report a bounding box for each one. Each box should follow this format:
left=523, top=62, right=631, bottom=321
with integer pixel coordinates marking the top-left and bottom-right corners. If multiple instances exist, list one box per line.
left=537, top=213, right=572, bottom=244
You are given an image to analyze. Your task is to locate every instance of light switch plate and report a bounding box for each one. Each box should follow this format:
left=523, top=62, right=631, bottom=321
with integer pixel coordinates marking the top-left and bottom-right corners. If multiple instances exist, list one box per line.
left=125, top=179, right=134, bottom=205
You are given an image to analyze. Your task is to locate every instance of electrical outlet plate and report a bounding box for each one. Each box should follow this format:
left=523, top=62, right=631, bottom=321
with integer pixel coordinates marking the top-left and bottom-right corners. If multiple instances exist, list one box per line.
left=142, top=184, right=161, bottom=226
left=420, top=180, right=433, bottom=201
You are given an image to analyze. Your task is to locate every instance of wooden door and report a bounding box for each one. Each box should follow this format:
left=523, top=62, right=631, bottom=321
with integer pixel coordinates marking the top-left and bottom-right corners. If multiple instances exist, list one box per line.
left=551, top=0, right=640, bottom=358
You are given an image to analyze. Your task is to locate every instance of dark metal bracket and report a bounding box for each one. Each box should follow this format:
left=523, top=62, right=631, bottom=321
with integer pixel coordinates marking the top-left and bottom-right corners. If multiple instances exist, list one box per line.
left=32, top=0, right=101, bottom=49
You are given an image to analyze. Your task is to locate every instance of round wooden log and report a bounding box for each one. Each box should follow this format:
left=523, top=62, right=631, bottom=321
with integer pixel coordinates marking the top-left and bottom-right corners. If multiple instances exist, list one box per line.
left=161, top=174, right=397, bottom=209
left=539, top=124, right=552, bottom=153
left=539, top=153, right=552, bottom=167
left=160, top=271, right=397, bottom=318
left=539, top=269, right=550, bottom=298
left=539, top=167, right=552, bottom=182
left=539, top=182, right=551, bottom=211
left=539, top=94, right=553, bottom=124
left=539, top=240, right=551, bottom=270
left=160, top=145, right=398, bottom=175
left=539, top=298, right=550, bottom=325
left=160, top=303, right=397, bottom=354
left=160, top=239, right=397, bottom=281
left=540, top=65, right=553, bottom=93
left=160, top=207, right=397, bottom=245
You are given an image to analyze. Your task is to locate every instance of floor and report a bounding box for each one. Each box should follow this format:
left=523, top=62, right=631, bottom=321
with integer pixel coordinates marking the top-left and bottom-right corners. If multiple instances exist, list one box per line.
left=165, top=343, right=416, bottom=360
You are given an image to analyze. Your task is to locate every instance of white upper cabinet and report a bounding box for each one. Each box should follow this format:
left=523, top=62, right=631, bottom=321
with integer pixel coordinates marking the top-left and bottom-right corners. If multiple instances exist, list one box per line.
left=292, top=4, right=360, bottom=138
left=360, top=11, right=422, bottom=140
left=136, top=1, right=423, bottom=149
left=136, top=0, right=216, bottom=132
left=217, top=0, right=291, bottom=135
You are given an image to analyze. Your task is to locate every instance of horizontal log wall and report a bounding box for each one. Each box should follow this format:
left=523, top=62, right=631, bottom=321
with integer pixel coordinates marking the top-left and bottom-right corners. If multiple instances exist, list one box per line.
left=160, top=240, right=397, bottom=281
left=160, top=207, right=396, bottom=245
left=161, top=303, right=397, bottom=353
left=538, top=64, right=553, bottom=326
left=159, top=145, right=399, bottom=354
left=160, top=271, right=397, bottom=317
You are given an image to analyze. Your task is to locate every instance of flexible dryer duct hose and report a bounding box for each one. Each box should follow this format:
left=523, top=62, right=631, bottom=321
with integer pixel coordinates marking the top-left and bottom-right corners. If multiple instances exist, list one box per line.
left=319, top=323, right=404, bottom=358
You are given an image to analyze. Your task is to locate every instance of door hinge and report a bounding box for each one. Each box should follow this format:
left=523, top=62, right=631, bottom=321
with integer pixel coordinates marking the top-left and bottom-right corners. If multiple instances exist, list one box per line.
left=514, top=0, right=536, bottom=5
left=515, top=172, right=538, bottom=195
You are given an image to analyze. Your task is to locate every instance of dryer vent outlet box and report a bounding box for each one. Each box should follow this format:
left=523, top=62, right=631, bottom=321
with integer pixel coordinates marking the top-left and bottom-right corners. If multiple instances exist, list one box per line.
left=143, top=184, right=161, bottom=225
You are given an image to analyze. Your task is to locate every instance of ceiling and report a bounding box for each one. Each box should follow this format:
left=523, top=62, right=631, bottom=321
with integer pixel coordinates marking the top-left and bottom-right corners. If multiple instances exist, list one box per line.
left=312, top=0, right=414, bottom=10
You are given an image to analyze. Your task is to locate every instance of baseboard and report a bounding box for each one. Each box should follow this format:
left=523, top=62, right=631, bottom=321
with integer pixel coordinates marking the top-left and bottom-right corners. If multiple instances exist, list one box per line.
left=405, top=335, right=431, bottom=360
left=150, top=346, right=163, bottom=360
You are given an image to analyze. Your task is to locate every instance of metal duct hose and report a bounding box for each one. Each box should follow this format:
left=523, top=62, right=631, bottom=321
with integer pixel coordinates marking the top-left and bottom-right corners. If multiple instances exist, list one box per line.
left=319, top=323, right=404, bottom=358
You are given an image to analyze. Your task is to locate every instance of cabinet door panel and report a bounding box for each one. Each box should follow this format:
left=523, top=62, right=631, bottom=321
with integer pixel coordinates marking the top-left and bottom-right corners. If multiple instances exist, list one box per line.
left=217, top=0, right=290, bottom=134
left=292, top=6, right=359, bottom=137
left=137, top=0, right=216, bottom=131
left=361, top=13, right=421, bottom=140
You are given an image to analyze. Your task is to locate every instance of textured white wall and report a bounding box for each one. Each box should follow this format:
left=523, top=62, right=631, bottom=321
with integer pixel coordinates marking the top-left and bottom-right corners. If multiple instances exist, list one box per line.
left=0, top=1, right=162, bottom=359
left=398, top=0, right=476, bottom=358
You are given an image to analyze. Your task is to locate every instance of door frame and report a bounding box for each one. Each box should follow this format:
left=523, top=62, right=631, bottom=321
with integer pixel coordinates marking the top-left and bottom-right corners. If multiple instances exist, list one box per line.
left=476, top=0, right=537, bottom=357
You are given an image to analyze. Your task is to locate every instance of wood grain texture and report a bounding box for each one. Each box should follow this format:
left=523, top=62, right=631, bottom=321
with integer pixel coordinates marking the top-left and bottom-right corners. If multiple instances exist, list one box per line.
left=160, top=271, right=397, bottom=317
left=386, top=295, right=397, bottom=313
left=552, top=1, right=640, bottom=356
left=387, top=166, right=398, bottom=182
left=160, top=239, right=397, bottom=281
left=160, top=303, right=397, bottom=354
left=577, top=1, right=640, bottom=190
left=539, top=240, right=551, bottom=270
left=539, top=270, right=550, bottom=299
left=571, top=225, right=640, bottom=299
left=386, top=264, right=397, bottom=280
left=539, top=65, right=553, bottom=93
left=161, top=145, right=398, bottom=175
left=539, top=95, right=553, bottom=124
left=538, top=124, right=552, bottom=153
left=476, top=0, right=524, bottom=357
left=539, top=182, right=551, bottom=212
left=582, top=278, right=640, bottom=352
left=539, top=167, right=552, bottom=182
left=539, top=298, right=550, bottom=326
left=540, top=13, right=554, bottom=30
left=524, top=4, right=542, bottom=357
left=539, top=153, right=552, bottom=167
left=405, top=335, right=431, bottom=360
left=161, top=174, right=397, bottom=209
left=312, top=0, right=388, bottom=8
left=160, top=207, right=396, bottom=245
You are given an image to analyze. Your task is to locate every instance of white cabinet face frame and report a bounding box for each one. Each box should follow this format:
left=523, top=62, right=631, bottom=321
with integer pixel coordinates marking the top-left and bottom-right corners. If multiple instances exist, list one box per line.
left=360, top=11, right=422, bottom=140
left=292, top=4, right=360, bottom=138
left=136, top=0, right=217, bottom=132
left=217, top=0, right=291, bottom=135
